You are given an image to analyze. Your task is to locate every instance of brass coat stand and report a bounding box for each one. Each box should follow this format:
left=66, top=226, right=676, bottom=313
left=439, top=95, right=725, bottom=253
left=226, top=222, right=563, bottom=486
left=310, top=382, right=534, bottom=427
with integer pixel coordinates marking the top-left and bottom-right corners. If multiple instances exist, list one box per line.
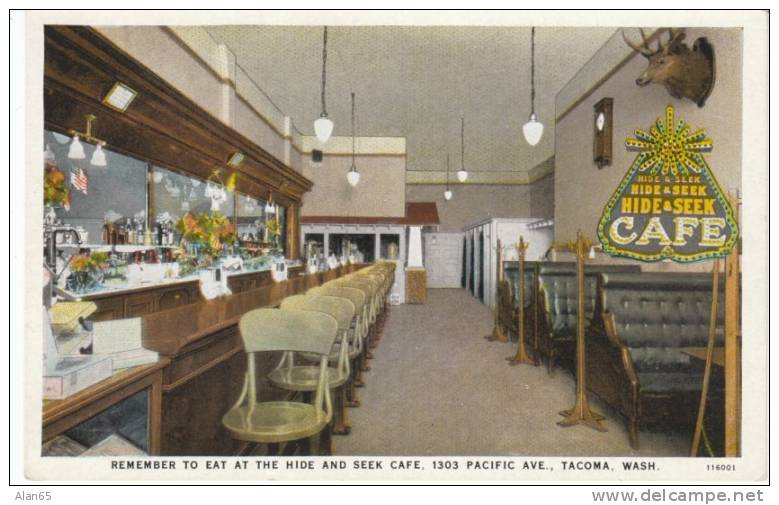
left=508, top=236, right=535, bottom=365
left=556, top=231, right=607, bottom=432
left=485, top=239, right=508, bottom=342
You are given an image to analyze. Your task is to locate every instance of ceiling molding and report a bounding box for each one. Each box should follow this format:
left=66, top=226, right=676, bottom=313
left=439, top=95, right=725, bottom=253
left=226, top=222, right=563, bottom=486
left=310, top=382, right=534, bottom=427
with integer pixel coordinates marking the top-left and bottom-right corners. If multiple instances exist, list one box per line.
left=300, top=136, right=406, bottom=155
left=406, top=157, right=554, bottom=185
left=555, top=28, right=660, bottom=123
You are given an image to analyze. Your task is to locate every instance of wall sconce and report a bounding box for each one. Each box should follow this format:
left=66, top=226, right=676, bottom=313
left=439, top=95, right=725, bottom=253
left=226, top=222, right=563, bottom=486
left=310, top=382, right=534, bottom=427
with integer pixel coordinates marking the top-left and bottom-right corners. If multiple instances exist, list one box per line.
left=265, top=192, right=276, bottom=214
left=68, top=114, right=107, bottom=167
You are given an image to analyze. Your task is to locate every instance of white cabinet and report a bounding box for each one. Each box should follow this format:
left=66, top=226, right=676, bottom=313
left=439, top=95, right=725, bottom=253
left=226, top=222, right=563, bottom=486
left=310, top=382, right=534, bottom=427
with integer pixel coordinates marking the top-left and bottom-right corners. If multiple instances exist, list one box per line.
left=462, top=218, right=554, bottom=309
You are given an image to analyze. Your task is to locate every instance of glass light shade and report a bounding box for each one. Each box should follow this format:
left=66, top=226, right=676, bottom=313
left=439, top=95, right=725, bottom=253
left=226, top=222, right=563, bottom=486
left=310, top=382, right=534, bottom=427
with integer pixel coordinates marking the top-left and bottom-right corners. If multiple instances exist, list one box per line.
left=588, top=246, right=596, bottom=259
left=44, top=143, right=55, bottom=161
left=444, top=189, right=453, bottom=201
left=90, top=144, right=107, bottom=167
left=265, top=202, right=276, bottom=214
left=347, top=168, right=360, bottom=187
left=456, top=170, right=468, bottom=183
left=68, top=135, right=85, bottom=160
left=522, top=113, right=544, bottom=146
left=314, top=116, right=334, bottom=143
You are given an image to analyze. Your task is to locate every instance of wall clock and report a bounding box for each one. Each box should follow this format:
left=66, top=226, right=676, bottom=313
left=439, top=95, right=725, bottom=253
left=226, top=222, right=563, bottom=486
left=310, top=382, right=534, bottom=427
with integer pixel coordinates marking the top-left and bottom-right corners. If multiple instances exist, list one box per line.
left=594, top=97, right=613, bottom=168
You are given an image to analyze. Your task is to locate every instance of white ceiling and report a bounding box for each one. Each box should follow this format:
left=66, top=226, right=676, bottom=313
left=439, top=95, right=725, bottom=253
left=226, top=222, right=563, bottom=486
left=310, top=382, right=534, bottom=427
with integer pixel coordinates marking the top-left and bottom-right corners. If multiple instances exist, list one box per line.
left=206, top=25, right=616, bottom=174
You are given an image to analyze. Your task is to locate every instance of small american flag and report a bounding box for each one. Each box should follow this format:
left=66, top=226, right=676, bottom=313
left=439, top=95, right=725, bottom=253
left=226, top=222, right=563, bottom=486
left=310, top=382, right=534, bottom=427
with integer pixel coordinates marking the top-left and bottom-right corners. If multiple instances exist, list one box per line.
left=71, top=167, right=88, bottom=195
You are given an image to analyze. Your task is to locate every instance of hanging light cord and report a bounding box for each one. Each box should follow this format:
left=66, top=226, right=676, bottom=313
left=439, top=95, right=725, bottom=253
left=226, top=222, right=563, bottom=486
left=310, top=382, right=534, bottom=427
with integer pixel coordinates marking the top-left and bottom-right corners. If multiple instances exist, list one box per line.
left=351, top=92, right=356, bottom=167
left=530, top=26, right=536, bottom=116
left=321, top=26, right=329, bottom=117
left=446, top=153, right=450, bottom=190
left=461, top=117, right=465, bottom=171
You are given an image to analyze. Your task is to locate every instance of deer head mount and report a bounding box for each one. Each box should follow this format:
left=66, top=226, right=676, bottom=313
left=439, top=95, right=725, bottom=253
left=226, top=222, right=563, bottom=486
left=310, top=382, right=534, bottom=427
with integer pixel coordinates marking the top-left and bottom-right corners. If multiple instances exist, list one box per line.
left=623, top=28, right=715, bottom=107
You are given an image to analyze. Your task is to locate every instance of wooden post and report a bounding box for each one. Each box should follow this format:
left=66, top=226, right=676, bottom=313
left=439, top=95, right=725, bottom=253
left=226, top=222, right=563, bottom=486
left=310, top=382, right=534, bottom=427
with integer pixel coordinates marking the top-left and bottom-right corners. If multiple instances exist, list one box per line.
left=486, top=239, right=507, bottom=342
left=557, top=230, right=607, bottom=432
left=724, top=192, right=741, bottom=456
left=691, top=259, right=721, bottom=456
left=508, top=236, right=534, bottom=365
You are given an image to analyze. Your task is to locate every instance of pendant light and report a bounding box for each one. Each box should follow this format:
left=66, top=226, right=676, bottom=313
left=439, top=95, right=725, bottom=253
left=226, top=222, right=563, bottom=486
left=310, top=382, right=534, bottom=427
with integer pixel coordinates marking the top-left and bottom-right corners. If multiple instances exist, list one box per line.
left=90, top=144, right=107, bottom=167
left=444, top=154, right=453, bottom=201
left=265, top=192, right=276, bottom=214
left=346, top=92, right=360, bottom=187
left=457, top=117, right=468, bottom=182
left=522, top=27, right=544, bottom=146
left=313, top=26, right=334, bottom=143
left=67, top=135, right=85, bottom=160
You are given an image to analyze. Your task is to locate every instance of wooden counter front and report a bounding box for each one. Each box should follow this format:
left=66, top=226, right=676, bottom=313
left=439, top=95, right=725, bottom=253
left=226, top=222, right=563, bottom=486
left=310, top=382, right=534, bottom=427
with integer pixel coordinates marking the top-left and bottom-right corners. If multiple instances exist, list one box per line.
left=81, top=280, right=202, bottom=322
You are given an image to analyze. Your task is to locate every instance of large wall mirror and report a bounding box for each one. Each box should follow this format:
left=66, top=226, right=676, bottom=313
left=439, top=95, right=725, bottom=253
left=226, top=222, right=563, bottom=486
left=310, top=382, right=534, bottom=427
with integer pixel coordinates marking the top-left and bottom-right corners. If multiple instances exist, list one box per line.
left=46, top=130, right=147, bottom=244
left=152, top=165, right=235, bottom=223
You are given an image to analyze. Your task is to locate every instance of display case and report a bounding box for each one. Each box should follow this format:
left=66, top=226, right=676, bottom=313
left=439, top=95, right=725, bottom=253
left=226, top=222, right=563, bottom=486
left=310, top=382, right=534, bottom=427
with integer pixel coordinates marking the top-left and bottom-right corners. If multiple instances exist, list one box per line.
left=300, top=223, right=406, bottom=303
left=42, top=359, right=167, bottom=456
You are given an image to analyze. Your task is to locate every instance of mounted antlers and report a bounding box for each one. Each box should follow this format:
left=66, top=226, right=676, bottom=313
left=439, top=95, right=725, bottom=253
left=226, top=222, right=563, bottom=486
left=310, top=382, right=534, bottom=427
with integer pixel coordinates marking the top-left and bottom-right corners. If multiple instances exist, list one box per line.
left=623, top=28, right=716, bottom=107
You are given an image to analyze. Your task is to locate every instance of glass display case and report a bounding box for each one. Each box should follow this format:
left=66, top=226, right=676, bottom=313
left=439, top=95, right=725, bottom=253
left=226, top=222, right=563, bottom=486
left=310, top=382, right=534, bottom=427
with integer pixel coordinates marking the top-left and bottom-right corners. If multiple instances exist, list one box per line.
left=328, top=233, right=375, bottom=263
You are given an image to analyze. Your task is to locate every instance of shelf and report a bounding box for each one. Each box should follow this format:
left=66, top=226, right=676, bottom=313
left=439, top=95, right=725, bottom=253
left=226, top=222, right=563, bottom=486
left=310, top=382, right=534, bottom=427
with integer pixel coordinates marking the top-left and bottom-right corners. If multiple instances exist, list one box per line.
left=58, top=244, right=175, bottom=253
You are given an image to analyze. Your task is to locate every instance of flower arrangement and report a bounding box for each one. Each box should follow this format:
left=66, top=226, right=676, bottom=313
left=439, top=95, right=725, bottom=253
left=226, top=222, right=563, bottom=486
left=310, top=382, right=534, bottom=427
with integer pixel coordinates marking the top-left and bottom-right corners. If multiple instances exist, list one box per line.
left=175, top=211, right=237, bottom=260
left=265, top=218, right=280, bottom=240
left=44, top=162, right=69, bottom=207
left=69, top=251, right=110, bottom=273
left=67, top=251, right=110, bottom=293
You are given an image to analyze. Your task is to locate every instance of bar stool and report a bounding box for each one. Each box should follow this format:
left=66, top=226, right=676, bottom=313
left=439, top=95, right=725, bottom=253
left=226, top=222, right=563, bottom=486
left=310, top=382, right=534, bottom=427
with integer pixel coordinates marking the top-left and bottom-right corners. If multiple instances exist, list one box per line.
left=273, top=294, right=355, bottom=437
left=308, top=285, right=367, bottom=408
left=357, top=270, right=389, bottom=339
left=332, top=277, right=379, bottom=360
left=222, top=308, right=338, bottom=455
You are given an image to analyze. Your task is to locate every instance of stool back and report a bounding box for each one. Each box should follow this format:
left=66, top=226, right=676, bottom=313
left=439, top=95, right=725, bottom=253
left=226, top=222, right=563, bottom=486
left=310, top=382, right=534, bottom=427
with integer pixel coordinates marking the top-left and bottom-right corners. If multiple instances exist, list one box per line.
left=239, top=308, right=338, bottom=355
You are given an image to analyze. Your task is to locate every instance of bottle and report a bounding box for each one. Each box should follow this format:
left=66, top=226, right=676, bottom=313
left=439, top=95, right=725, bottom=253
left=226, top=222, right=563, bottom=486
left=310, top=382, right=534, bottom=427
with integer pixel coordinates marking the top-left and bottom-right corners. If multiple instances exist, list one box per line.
left=136, top=220, right=144, bottom=245
left=127, top=220, right=135, bottom=245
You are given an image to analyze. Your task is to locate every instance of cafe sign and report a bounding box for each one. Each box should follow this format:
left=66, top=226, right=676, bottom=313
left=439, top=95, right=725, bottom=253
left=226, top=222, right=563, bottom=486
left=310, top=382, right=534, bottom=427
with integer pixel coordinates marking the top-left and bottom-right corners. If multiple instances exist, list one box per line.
left=597, top=105, right=738, bottom=263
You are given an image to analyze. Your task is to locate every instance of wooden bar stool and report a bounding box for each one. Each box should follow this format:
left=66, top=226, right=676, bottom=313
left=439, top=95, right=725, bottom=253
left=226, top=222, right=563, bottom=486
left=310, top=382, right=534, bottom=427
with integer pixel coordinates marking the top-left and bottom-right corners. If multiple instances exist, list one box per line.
left=274, top=294, right=356, bottom=437
left=222, top=308, right=338, bottom=455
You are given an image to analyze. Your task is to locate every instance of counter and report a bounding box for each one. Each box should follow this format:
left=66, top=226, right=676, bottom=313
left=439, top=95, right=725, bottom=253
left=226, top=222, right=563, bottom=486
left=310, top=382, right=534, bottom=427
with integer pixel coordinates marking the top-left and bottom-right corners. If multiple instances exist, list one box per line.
left=49, top=263, right=362, bottom=456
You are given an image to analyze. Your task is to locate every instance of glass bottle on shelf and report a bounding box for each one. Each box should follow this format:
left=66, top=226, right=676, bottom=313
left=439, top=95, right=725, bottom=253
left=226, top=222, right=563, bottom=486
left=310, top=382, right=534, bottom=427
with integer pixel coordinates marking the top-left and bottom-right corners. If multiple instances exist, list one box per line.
left=127, top=220, right=135, bottom=245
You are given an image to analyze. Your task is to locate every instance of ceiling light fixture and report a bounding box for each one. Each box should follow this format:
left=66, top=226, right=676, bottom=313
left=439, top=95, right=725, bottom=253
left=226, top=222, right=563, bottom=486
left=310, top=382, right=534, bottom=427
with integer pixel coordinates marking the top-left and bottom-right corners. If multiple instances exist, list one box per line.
left=457, top=117, right=468, bottom=182
left=522, top=27, right=544, bottom=147
left=68, top=114, right=107, bottom=166
left=102, top=82, right=137, bottom=112
left=314, top=26, right=334, bottom=144
left=347, top=92, right=360, bottom=187
left=444, top=154, right=453, bottom=201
